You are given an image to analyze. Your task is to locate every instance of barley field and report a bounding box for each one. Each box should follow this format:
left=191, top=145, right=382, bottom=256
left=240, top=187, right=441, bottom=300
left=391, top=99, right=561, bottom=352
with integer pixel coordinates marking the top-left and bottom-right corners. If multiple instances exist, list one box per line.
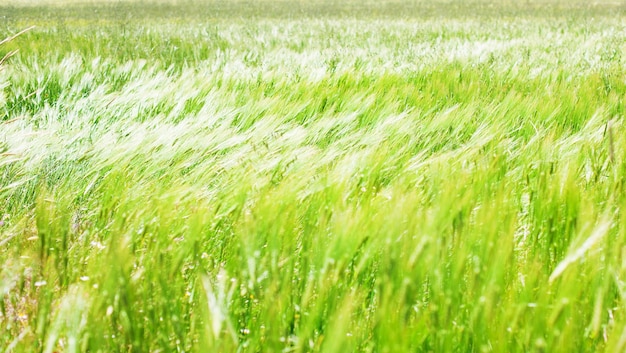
left=2, top=1, right=626, bottom=352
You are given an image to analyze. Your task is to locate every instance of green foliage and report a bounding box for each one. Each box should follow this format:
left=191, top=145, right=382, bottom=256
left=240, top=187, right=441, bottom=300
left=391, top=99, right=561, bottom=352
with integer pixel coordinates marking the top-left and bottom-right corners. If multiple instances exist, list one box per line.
left=2, top=1, right=626, bottom=352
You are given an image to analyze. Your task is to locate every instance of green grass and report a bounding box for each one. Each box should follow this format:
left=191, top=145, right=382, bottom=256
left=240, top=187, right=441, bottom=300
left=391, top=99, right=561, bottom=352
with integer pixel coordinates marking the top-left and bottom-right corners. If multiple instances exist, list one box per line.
left=2, top=1, right=626, bottom=352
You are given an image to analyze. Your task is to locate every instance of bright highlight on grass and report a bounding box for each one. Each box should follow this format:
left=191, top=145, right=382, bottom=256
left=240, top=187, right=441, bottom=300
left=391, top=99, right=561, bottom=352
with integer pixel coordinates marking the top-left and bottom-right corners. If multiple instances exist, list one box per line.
left=2, top=1, right=626, bottom=352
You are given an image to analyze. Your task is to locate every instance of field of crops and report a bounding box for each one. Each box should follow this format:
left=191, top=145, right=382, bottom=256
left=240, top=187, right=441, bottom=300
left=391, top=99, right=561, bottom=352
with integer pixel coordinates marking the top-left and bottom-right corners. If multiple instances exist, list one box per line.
left=2, top=1, right=626, bottom=352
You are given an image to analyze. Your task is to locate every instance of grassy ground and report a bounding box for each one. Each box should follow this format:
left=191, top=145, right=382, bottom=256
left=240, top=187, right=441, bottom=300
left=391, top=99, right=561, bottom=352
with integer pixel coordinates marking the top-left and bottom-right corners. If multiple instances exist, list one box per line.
left=2, top=1, right=626, bottom=352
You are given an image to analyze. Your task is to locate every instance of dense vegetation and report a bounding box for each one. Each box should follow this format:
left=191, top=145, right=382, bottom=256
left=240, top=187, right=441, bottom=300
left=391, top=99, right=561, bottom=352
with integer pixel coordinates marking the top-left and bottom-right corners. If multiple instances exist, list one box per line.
left=2, top=1, right=626, bottom=352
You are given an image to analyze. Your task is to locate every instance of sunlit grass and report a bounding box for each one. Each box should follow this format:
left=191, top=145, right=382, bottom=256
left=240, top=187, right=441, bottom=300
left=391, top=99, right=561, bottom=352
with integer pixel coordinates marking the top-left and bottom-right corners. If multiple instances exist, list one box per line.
left=2, top=1, right=626, bottom=352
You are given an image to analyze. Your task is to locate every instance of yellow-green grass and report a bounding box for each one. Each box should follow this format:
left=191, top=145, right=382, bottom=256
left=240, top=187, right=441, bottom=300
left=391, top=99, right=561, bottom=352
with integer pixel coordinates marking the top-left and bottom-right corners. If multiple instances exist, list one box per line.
left=2, top=1, right=626, bottom=352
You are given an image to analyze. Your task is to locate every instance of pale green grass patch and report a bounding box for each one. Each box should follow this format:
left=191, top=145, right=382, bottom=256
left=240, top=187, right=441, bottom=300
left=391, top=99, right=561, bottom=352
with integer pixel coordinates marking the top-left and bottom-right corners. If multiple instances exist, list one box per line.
left=2, top=1, right=626, bottom=352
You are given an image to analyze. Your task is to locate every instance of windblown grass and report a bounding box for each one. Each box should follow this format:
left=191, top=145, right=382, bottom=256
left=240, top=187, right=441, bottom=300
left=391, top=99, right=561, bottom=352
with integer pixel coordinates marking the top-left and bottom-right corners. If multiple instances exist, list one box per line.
left=2, top=1, right=626, bottom=352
